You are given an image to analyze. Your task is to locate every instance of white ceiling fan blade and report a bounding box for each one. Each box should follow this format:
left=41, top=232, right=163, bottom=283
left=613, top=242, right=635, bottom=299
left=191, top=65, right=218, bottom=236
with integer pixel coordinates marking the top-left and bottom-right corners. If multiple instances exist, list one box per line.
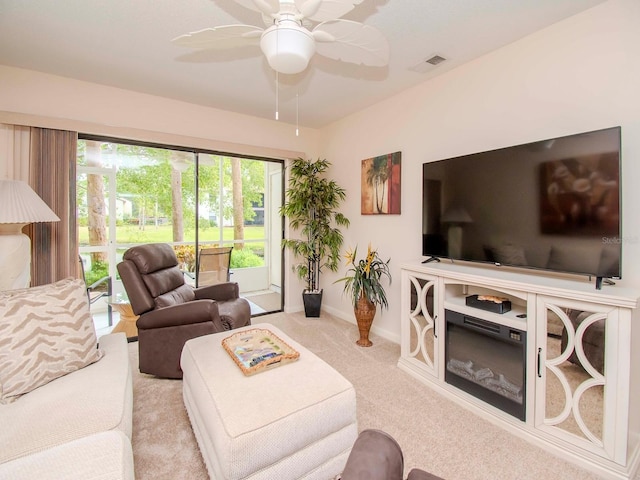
left=312, top=19, right=389, bottom=67
left=295, top=0, right=364, bottom=22
left=233, top=0, right=280, bottom=16
left=172, top=25, right=263, bottom=50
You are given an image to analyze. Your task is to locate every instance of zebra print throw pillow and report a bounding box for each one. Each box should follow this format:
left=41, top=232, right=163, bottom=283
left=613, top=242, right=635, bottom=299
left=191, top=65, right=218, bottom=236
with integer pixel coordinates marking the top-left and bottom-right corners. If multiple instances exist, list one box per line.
left=0, top=277, right=104, bottom=404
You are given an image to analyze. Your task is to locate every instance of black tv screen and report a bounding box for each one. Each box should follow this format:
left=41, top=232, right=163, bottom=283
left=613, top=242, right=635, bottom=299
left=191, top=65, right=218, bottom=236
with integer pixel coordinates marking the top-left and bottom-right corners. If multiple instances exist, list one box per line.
left=422, top=126, right=622, bottom=280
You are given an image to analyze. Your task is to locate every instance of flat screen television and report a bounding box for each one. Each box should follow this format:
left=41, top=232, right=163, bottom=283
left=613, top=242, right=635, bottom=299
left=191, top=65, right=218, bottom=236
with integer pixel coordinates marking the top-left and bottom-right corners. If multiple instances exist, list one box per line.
left=422, top=126, right=622, bottom=285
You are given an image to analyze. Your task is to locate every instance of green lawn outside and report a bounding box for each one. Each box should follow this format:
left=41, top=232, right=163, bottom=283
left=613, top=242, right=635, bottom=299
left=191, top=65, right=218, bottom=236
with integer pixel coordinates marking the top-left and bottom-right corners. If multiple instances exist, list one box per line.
left=79, top=225, right=269, bottom=283
left=78, top=225, right=266, bottom=246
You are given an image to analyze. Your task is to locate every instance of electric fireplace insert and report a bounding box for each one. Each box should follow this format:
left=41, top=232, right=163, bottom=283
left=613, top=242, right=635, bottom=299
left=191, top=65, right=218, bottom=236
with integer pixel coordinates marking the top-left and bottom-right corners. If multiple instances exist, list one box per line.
left=445, top=309, right=527, bottom=420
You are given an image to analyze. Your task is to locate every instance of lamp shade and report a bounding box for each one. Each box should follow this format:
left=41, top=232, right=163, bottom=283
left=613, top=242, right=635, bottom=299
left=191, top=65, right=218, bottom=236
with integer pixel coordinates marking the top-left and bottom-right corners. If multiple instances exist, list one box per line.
left=0, top=179, right=60, bottom=224
left=442, top=206, right=472, bottom=224
left=0, top=179, right=60, bottom=291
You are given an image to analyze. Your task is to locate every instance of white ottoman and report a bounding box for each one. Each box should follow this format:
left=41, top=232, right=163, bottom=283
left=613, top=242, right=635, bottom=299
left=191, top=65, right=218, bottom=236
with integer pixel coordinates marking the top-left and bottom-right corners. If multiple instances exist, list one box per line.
left=181, top=323, right=357, bottom=480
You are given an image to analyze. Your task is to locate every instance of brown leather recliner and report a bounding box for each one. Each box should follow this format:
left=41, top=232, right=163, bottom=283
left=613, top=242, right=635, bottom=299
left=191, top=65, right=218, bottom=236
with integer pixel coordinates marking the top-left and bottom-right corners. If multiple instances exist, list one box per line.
left=340, top=429, right=444, bottom=480
left=117, top=243, right=251, bottom=379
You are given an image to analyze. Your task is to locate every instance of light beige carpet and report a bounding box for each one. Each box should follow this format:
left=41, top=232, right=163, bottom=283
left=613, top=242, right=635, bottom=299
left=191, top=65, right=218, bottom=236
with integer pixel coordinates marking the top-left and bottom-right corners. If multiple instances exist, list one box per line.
left=243, top=291, right=282, bottom=314
left=129, top=311, right=622, bottom=480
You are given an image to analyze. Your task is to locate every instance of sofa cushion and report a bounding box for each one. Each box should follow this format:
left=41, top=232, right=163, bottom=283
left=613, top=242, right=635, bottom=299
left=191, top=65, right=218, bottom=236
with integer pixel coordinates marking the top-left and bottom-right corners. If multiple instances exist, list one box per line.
left=597, top=244, right=621, bottom=277
left=0, top=430, right=134, bottom=480
left=491, top=244, right=527, bottom=266
left=547, top=244, right=600, bottom=275
left=0, top=278, right=103, bottom=404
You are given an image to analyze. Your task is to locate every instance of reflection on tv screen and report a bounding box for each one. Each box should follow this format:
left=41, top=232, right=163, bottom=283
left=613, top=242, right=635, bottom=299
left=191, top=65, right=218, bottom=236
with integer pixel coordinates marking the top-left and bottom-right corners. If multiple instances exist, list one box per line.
left=422, top=127, right=621, bottom=279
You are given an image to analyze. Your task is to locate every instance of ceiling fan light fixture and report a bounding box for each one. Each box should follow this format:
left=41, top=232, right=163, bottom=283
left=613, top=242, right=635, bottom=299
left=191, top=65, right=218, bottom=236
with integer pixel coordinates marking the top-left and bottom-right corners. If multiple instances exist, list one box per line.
left=175, top=0, right=390, bottom=77
left=260, top=21, right=315, bottom=74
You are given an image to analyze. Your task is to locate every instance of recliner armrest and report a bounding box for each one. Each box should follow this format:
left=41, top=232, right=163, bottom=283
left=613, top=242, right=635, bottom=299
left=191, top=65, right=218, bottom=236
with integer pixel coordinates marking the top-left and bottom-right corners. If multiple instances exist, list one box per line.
left=136, top=300, right=224, bottom=331
left=194, top=282, right=239, bottom=302
left=340, top=429, right=404, bottom=480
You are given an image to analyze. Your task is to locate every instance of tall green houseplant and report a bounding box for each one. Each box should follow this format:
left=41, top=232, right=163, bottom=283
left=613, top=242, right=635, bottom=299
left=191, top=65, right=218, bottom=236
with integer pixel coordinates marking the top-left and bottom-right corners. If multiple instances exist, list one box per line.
left=280, top=157, right=350, bottom=317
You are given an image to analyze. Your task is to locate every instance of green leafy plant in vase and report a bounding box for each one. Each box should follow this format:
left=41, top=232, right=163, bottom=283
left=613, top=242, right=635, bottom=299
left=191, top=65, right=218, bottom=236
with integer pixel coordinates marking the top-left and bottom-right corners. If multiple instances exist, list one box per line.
left=336, top=244, right=391, bottom=346
left=280, top=157, right=350, bottom=317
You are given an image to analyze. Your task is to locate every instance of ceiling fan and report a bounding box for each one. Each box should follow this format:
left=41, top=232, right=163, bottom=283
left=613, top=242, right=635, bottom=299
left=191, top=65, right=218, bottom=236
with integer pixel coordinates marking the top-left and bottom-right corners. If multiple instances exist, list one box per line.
left=172, top=0, right=390, bottom=75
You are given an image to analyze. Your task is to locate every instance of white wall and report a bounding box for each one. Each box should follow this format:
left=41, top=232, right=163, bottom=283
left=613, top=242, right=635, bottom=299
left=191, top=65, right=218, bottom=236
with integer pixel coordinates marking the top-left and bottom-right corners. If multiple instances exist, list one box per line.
left=0, top=65, right=321, bottom=158
left=318, top=0, right=640, bottom=343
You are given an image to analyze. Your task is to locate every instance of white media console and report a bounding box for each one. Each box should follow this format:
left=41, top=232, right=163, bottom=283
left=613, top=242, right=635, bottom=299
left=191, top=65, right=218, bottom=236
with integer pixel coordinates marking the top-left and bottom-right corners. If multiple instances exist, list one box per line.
left=398, top=261, right=640, bottom=480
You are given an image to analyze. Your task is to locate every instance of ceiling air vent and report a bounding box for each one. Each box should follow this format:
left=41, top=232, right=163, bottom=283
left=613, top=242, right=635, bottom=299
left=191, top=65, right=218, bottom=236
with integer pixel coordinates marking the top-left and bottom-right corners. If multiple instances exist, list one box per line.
left=410, top=54, right=447, bottom=73
left=426, top=55, right=446, bottom=65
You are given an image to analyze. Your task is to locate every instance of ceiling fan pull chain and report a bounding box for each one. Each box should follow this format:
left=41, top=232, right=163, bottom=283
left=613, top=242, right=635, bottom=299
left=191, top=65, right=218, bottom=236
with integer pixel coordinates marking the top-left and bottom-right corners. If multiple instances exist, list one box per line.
left=275, top=27, right=279, bottom=121
left=296, top=92, right=299, bottom=137
left=275, top=70, right=279, bottom=120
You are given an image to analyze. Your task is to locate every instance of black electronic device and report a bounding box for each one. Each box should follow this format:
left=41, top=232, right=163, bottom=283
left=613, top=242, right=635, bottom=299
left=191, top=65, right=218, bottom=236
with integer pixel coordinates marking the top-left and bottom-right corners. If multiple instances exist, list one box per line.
left=421, top=127, right=622, bottom=286
left=465, top=294, right=512, bottom=314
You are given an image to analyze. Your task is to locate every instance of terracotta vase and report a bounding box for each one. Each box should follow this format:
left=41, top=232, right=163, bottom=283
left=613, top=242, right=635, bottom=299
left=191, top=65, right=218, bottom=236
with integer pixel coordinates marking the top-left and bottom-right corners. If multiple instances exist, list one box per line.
left=354, top=295, right=376, bottom=347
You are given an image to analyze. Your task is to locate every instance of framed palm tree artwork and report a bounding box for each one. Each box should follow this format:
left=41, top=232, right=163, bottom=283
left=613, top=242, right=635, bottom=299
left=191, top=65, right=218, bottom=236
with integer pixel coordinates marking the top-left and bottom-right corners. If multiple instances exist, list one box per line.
left=361, top=151, right=401, bottom=215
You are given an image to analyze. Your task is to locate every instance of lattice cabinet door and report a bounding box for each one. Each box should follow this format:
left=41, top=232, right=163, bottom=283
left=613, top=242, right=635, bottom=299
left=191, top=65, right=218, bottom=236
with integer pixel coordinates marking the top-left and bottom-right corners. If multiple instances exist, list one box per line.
left=534, top=295, right=630, bottom=465
left=400, top=270, right=441, bottom=379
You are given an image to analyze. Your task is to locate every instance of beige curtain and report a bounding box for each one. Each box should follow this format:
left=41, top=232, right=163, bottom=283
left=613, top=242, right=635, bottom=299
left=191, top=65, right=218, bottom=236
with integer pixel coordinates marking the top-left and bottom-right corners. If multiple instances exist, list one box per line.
left=0, top=124, right=30, bottom=181
left=27, top=128, right=78, bottom=286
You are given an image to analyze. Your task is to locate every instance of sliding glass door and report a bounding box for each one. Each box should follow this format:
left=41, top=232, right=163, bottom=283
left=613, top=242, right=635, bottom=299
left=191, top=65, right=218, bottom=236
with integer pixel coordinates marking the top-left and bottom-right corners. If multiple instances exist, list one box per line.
left=195, top=154, right=283, bottom=312
left=77, top=137, right=283, bottom=333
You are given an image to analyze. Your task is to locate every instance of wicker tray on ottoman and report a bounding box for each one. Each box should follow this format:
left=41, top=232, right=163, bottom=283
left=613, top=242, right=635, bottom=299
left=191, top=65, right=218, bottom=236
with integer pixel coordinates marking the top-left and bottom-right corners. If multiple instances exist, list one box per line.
left=222, top=328, right=300, bottom=376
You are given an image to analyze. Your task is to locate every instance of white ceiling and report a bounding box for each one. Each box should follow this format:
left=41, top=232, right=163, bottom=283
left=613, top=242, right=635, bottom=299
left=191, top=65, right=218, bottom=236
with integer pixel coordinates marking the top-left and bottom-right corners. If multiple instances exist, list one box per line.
left=0, top=0, right=605, bottom=128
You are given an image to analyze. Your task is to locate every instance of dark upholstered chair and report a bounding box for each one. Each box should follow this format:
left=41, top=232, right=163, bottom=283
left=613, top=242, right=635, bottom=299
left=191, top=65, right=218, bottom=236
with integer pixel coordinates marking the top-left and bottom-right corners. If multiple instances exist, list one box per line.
left=340, top=429, right=443, bottom=480
left=117, top=243, right=251, bottom=379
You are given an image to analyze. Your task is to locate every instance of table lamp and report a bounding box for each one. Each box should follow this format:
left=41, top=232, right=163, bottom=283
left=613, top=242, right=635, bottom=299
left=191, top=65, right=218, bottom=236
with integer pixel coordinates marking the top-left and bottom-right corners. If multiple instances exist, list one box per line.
left=442, top=206, right=472, bottom=259
left=0, top=179, right=60, bottom=291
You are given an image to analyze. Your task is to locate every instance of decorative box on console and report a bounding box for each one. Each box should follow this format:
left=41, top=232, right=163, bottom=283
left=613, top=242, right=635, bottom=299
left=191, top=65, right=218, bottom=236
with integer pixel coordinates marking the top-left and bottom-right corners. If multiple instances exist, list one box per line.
left=465, top=294, right=511, bottom=314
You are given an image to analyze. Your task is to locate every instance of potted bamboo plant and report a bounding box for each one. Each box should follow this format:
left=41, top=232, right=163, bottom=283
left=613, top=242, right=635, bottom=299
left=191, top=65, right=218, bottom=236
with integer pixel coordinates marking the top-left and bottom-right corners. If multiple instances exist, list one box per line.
left=280, top=157, right=350, bottom=317
left=335, top=244, right=391, bottom=346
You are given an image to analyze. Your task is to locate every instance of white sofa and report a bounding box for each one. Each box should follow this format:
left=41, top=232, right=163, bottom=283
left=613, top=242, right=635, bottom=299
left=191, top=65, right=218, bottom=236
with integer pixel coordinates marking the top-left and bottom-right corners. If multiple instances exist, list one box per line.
left=0, top=279, right=134, bottom=480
